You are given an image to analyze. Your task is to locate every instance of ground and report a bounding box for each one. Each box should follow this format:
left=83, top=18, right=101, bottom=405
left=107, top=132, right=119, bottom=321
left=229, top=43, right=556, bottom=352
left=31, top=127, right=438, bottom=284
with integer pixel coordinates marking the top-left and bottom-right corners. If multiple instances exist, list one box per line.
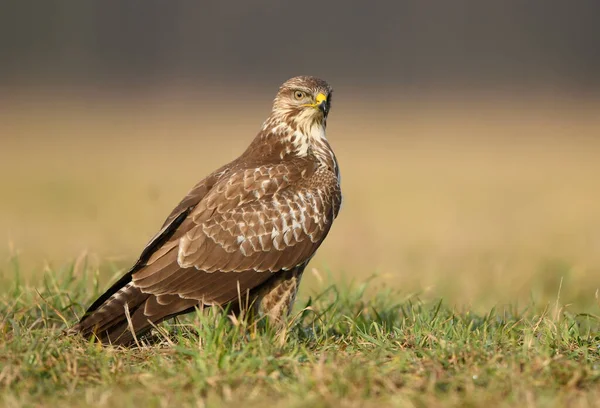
left=1, top=263, right=599, bottom=407
left=1, top=89, right=599, bottom=407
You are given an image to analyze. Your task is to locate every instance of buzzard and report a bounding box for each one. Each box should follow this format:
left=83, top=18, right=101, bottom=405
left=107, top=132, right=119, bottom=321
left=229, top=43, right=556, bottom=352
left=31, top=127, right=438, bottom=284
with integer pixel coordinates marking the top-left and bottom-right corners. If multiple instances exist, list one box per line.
left=69, top=76, right=341, bottom=345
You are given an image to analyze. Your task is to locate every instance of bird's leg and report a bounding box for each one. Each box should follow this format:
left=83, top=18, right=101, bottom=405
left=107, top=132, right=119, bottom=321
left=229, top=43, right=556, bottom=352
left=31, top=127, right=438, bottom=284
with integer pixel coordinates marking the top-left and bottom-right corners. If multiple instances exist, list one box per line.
left=253, top=267, right=305, bottom=327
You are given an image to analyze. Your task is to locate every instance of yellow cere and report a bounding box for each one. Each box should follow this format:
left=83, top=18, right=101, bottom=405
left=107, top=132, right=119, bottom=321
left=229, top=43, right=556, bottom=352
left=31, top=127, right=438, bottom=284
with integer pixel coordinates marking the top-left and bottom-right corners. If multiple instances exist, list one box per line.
left=315, top=93, right=327, bottom=104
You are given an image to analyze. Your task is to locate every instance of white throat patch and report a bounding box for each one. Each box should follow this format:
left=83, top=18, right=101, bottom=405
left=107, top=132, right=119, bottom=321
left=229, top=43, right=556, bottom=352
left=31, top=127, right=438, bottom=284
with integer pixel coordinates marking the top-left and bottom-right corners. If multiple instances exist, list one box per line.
left=291, top=124, right=326, bottom=158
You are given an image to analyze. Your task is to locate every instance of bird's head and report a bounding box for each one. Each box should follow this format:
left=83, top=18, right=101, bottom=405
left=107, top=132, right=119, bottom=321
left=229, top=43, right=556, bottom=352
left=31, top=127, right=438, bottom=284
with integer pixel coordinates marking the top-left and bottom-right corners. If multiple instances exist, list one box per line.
left=271, top=76, right=333, bottom=130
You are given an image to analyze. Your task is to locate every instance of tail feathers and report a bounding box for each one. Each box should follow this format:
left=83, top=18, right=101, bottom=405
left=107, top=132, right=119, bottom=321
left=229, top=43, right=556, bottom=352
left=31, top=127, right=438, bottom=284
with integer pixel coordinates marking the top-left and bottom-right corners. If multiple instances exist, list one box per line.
left=96, top=294, right=198, bottom=346
left=69, top=282, right=147, bottom=345
left=69, top=282, right=199, bottom=346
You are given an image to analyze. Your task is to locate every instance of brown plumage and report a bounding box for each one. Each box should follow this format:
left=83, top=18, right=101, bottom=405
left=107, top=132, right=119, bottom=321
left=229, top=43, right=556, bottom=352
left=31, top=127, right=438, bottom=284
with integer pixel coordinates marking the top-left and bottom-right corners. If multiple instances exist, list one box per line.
left=68, top=76, right=342, bottom=346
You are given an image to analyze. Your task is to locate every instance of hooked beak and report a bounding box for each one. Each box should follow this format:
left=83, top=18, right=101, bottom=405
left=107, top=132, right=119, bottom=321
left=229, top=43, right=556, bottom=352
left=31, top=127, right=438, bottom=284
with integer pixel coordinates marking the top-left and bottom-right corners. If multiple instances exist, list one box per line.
left=315, top=93, right=329, bottom=114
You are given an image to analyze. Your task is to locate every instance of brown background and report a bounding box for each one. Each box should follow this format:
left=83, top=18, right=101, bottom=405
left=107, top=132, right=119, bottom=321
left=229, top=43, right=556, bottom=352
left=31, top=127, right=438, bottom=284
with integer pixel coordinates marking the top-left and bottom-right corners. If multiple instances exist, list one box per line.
left=1, top=1, right=599, bottom=312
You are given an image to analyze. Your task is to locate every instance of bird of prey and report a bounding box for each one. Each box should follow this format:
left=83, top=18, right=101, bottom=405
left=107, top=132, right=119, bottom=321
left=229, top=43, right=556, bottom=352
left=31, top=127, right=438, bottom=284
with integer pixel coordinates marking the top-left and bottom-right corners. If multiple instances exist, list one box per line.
left=69, top=76, right=341, bottom=346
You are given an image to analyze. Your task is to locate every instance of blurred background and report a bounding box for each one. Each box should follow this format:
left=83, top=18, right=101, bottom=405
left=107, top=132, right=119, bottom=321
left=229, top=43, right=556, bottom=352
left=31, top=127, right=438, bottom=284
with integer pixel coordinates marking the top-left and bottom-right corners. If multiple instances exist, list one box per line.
left=1, top=1, right=600, bottom=311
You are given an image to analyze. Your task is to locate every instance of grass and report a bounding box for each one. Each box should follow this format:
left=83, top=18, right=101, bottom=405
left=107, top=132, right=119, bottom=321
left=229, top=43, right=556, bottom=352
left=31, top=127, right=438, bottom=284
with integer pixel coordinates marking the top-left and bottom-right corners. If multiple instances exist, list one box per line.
left=1, top=257, right=599, bottom=407
left=2, top=90, right=600, bottom=406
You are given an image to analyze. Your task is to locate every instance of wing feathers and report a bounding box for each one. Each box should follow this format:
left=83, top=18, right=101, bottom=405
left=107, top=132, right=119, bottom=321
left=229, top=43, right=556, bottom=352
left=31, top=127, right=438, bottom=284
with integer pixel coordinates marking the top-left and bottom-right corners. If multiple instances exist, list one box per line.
left=72, top=154, right=341, bottom=345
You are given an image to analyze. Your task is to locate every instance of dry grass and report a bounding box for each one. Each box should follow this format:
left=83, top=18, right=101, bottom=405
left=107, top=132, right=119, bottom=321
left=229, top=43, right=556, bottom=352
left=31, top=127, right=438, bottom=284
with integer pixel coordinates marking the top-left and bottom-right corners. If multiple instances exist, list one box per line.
left=1, top=255, right=599, bottom=408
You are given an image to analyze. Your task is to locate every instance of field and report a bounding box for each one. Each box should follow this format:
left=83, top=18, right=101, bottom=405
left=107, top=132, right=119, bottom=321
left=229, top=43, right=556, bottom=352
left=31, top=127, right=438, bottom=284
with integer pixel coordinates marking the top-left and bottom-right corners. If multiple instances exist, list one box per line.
left=1, top=89, right=600, bottom=406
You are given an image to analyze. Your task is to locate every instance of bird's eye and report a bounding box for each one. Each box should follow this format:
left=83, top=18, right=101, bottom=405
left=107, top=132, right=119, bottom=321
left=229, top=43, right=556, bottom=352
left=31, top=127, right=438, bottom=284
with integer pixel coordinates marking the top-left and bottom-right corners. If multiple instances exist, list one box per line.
left=294, top=91, right=306, bottom=100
